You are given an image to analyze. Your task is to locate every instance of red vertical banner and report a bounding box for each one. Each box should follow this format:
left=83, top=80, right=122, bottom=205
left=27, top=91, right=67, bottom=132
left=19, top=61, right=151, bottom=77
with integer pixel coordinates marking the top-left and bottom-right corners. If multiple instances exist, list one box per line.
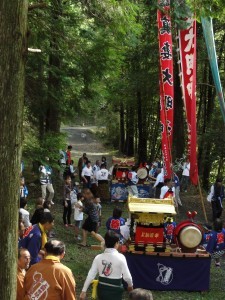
left=157, top=0, right=174, bottom=179
left=160, top=80, right=172, bottom=179
left=178, top=19, right=198, bottom=185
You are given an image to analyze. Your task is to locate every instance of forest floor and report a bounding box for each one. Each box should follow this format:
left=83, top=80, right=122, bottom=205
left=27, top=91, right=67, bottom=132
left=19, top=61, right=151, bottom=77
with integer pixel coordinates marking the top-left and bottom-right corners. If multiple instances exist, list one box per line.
left=26, top=126, right=225, bottom=300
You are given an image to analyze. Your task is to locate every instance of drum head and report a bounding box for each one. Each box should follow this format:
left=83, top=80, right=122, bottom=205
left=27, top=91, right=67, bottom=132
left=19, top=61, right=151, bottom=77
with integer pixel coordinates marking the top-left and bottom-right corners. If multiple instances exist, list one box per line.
left=137, top=168, right=148, bottom=179
left=179, top=225, right=202, bottom=248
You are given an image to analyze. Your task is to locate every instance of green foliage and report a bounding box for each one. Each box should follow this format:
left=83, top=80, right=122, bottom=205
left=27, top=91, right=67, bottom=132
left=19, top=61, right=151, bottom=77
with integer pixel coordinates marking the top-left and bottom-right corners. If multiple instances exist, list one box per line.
left=186, top=0, right=225, bottom=20
left=23, top=126, right=42, bottom=162
left=23, top=122, right=67, bottom=169
left=171, top=0, right=193, bottom=29
left=93, top=103, right=120, bottom=148
left=25, top=0, right=225, bottom=183
left=26, top=0, right=141, bottom=137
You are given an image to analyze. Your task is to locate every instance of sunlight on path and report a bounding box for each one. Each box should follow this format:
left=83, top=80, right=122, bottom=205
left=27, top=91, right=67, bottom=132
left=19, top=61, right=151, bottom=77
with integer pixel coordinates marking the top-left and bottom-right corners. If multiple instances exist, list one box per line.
left=61, top=126, right=115, bottom=164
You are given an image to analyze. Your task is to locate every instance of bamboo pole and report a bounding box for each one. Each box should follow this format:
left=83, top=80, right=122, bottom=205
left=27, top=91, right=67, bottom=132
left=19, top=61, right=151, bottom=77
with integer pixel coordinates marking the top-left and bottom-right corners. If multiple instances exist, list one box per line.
left=197, top=176, right=208, bottom=222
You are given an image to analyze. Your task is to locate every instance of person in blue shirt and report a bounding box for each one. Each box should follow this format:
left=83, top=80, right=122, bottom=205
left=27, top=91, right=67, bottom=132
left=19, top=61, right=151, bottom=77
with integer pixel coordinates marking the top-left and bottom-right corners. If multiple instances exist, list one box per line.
left=201, top=224, right=212, bottom=249
left=206, top=218, right=225, bottom=267
left=106, top=207, right=126, bottom=238
left=19, top=212, right=54, bottom=265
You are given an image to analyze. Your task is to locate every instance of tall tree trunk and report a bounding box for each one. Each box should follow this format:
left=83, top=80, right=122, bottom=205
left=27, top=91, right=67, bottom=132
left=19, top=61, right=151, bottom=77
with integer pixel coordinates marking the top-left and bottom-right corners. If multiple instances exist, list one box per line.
left=0, top=0, right=28, bottom=298
left=148, top=100, right=160, bottom=162
left=119, top=101, right=125, bottom=153
left=125, top=106, right=134, bottom=156
left=137, top=90, right=147, bottom=162
left=173, top=61, right=185, bottom=160
left=38, top=61, right=46, bottom=139
left=46, top=0, right=63, bottom=133
left=201, top=71, right=216, bottom=189
left=197, top=60, right=209, bottom=176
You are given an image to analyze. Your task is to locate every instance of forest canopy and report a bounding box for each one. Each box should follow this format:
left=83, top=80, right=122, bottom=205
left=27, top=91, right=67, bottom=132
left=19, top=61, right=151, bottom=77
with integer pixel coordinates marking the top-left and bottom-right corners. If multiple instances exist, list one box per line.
left=25, top=0, right=225, bottom=189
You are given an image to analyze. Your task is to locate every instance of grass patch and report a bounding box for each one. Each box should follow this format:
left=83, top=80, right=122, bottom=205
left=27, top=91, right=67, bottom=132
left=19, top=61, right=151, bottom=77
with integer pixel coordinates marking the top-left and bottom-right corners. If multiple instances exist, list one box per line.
left=25, top=172, right=225, bottom=300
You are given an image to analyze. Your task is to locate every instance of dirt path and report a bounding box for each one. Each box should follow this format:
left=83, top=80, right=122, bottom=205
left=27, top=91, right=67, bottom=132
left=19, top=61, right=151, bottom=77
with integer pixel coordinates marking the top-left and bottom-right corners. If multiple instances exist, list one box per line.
left=61, top=125, right=221, bottom=225
left=61, top=126, right=113, bottom=165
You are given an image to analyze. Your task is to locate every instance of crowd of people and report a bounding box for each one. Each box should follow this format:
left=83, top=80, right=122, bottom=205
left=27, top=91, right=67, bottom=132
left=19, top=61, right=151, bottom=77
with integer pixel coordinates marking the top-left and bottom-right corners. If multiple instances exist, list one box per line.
left=18, top=148, right=156, bottom=299
left=17, top=146, right=225, bottom=299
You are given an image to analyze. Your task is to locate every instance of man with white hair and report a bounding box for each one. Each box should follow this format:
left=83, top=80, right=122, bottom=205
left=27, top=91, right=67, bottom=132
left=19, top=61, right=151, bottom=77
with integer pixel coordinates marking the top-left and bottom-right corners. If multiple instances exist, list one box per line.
left=24, top=240, right=76, bottom=300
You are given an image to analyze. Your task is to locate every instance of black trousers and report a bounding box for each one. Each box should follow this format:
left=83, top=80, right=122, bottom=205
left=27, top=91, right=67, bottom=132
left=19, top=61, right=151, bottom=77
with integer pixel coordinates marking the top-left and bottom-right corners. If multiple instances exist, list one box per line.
left=83, top=176, right=91, bottom=189
left=63, top=200, right=72, bottom=224
left=155, top=182, right=164, bottom=199
left=211, top=200, right=223, bottom=221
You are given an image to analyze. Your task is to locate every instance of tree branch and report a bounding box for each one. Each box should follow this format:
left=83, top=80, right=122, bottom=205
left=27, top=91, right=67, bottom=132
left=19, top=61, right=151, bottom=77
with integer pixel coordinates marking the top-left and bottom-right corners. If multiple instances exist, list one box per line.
left=28, top=3, right=47, bottom=11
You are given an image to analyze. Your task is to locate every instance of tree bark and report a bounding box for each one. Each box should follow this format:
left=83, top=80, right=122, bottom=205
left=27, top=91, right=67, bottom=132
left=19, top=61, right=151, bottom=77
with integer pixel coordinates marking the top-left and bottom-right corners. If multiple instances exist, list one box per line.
left=125, top=106, right=134, bottom=156
left=28, top=3, right=47, bottom=11
left=46, top=0, right=63, bottom=133
left=119, top=101, right=125, bottom=153
left=173, top=61, right=185, bottom=160
left=0, top=0, right=28, bottom=299
left=137, top=90, right=147, bottom=162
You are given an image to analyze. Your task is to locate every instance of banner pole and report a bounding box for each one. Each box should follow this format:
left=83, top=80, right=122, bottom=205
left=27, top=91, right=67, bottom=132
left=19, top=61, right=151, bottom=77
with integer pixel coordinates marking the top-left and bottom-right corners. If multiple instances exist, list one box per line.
left=197, top=175, right=208, bottom=222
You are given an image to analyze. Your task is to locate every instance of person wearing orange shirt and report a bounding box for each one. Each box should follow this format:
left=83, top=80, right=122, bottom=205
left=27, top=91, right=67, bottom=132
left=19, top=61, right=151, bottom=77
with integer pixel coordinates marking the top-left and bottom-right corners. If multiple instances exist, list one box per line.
left=17, top=248, right=31, bottom=300
left=24, top=239, right=76, bottom=300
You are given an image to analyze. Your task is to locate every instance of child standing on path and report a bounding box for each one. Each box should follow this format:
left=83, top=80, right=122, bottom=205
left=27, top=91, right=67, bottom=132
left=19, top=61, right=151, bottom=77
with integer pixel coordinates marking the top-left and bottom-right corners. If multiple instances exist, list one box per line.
left=74, top=193, right=84, bottom=241
left=63, top=176, right=73, bottom=227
